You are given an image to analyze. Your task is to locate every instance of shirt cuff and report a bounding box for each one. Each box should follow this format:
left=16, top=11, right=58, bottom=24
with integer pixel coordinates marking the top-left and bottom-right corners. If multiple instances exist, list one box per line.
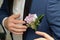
left=2, top=17, right=10, bottom=32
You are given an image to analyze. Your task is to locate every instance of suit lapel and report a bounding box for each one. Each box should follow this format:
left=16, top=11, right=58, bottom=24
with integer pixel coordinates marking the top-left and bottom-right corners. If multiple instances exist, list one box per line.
left=8, top=0, right=13, bottom=15
left=23, top=0, right=32, bottom=20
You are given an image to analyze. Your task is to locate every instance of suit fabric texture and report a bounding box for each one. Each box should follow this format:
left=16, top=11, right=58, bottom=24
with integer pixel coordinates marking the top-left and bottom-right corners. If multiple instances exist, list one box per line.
left=0, top=0, right=60, bottom=40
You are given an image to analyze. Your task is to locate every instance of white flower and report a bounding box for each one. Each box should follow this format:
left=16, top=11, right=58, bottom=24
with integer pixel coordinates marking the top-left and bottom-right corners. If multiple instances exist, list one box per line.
left=24, top=14, right=37, bottom=24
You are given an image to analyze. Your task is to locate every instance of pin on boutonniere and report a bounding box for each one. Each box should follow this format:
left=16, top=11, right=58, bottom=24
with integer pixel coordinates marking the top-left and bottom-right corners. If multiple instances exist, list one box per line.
left=24, top=14, right=44, bottom=31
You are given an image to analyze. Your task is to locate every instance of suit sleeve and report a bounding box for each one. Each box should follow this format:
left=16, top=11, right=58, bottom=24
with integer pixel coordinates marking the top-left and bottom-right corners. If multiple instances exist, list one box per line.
left=0, top=0, right=10, bottom=24
left=46, top=0, right=60, bottom=40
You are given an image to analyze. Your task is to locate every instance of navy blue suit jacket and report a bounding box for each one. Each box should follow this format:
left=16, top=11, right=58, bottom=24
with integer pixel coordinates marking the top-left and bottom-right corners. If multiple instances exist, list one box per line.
left=0, top=0, right=60, bottom=40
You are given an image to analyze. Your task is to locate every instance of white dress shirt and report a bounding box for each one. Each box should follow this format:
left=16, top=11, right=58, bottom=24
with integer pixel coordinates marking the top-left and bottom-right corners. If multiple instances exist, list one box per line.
left=2, top=0, right=26, bottom=40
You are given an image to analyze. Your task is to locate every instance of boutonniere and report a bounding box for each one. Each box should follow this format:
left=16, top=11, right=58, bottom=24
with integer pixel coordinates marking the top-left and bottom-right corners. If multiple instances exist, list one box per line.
left=24, top=14, right=44, bottom=31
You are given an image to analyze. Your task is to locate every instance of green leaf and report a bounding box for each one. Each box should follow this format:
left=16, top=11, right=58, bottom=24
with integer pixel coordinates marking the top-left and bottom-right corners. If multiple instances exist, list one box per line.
left=34, top=14, right=44, bottom=31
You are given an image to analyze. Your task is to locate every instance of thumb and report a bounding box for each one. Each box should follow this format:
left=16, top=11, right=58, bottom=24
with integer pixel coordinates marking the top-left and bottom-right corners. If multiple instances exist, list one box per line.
left=11, top=14, right=20, bottom=19
left=34, top=38, right=46, bottom=40
left=35, top=31, right=54, bottom=40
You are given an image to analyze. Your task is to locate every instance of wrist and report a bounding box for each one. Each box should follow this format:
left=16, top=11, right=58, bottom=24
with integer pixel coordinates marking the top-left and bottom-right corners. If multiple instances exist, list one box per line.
left=4, top=17, right=8, bottom=30
left=2, top=17, right=8, bottom=30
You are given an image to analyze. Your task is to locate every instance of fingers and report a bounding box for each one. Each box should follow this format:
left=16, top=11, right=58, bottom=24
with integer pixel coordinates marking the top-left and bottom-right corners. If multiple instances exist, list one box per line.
left=11, top=28, right=26, bottom=33
left=7, top=23, right=27, bottom=35
left=12, top=20, right=25, bottom=24
left=4, top=14, right=27, bottom=35
left=11, top=31, right=23, bottom=35
left=10, top=14, right=20, bottom=19
left=34, top=38, right=46, bottom=40
left=35, top=31, right=54, bottom=40
left=12, top=24, right=27, bottom=29
left=9, top=14, right=25, bottom=24
left=11, top=28, right=26, bottom=35
left=8, top=25, right=27, bottom=35
left=8, top=23, right=27, bottom=29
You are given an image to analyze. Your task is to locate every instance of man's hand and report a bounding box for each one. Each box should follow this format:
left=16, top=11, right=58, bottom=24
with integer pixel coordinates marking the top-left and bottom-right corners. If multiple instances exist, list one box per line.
left=34, top=31, right=54, bottom=40
left=4, top=14, right=27, bottom=35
